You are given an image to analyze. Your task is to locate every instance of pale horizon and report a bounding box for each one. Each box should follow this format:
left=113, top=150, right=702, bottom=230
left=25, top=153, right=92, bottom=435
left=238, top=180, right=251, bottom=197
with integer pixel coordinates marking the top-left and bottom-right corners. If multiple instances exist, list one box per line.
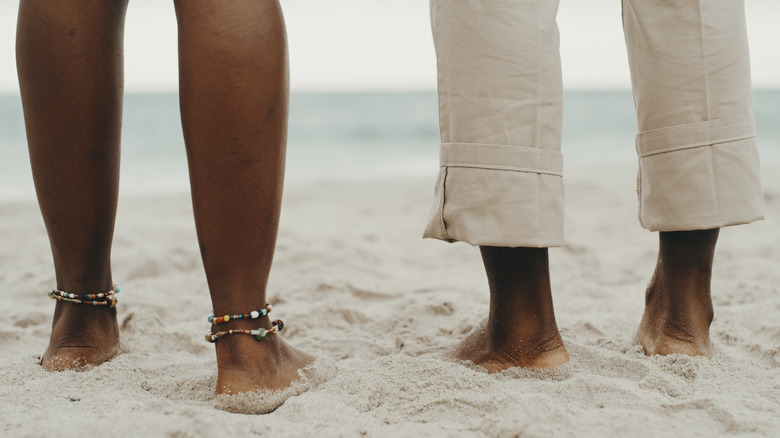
left=1, top=0, right=778, bottom=94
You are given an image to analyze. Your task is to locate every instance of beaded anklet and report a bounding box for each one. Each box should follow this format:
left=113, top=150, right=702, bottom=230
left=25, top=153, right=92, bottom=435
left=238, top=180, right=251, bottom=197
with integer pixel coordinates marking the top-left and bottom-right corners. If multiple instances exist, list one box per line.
left=206, top=319, right=285, bottom=343
left=207, top=303, right=273, bottom=324
left=48, top=284, right=120, bottom=308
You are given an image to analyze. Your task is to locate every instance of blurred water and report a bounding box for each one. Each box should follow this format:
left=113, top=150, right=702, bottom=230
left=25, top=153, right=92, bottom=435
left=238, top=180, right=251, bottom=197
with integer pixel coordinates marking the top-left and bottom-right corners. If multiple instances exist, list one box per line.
left=1, top=90, right=777, bottom=201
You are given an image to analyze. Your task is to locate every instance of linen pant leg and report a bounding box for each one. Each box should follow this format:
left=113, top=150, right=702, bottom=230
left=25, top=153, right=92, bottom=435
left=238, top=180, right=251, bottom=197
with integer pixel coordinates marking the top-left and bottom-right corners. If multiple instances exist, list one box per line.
left=623, top=0, right=764, bottom=231
left=424, top=0, right=565, bottom=248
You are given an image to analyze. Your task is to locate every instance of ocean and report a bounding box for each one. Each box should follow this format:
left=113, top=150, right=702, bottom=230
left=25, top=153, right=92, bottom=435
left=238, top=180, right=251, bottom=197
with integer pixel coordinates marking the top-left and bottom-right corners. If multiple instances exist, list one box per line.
left=1, top=90, right=778, bottom=202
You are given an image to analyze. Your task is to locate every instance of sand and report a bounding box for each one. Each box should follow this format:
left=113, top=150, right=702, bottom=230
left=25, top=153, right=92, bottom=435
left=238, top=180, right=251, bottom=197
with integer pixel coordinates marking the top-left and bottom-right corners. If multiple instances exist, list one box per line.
left=1, top=163, right=779, bottom=437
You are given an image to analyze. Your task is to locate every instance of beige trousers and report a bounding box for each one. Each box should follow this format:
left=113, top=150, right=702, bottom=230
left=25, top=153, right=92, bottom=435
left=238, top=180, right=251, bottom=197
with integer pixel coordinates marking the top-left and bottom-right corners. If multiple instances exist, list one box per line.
left=424, top=0, right=764, bottom=247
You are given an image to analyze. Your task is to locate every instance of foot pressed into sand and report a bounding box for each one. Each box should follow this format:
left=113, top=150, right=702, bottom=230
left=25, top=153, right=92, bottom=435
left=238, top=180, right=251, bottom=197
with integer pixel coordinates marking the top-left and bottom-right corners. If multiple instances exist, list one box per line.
left=452, top=319, right=570, bottom=372
left=454, top=246, right=570, bottom=372
left=637, top=229, right=718, bottom=358
left=42, top=301, right=120, bottom=371
left=213, top=323, right=315, bottom=396
left=637, top=280, right=714, bottom=357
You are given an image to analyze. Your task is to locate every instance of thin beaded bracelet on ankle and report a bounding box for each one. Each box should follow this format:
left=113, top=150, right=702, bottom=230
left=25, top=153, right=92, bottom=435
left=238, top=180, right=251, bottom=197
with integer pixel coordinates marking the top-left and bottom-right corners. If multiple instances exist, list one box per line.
left=207, top=303, right=273, bottom=324
left=48, top=284, right=120, bottom=308
left=206, top=319, right=285, bottom=343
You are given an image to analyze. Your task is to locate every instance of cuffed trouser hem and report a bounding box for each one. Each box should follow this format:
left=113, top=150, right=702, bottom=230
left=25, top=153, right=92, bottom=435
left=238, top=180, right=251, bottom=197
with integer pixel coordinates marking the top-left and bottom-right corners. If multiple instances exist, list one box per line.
left=637, top=115, right=764, bottom=231
left=423, top=143, right=564, bottom=247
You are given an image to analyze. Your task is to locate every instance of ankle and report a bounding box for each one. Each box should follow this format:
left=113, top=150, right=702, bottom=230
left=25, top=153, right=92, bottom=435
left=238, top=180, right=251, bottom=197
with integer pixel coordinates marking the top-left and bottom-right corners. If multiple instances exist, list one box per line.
left=486, top=317, right=565, bottom=357
left=51, top=300, right=118, bottom=323
left=214, top=333, right=282, bottom=367
left=208, top=303, right=286, bottom=366
left=645, top=276, right=713, bottom=318
left=454, top=318, right=569, bottom=371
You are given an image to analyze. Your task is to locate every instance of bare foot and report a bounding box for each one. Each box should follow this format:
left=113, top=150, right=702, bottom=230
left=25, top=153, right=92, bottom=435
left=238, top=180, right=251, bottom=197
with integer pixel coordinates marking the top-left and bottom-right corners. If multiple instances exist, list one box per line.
left=452, top=319, right=569, bottom=372
left=42, top=301, right=120, bottom=371
left=452, top=246, right=570, bottom=372
left=213, top=319, right=315, bottom=395
left=637, top=229, right=718, bottom=358
left=637, top=280, right=714, bottom=357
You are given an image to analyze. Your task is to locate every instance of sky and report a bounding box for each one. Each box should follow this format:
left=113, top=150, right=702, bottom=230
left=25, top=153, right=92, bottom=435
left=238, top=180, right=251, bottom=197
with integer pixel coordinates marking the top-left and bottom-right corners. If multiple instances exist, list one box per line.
left=1, top=0, right=778, bottom=93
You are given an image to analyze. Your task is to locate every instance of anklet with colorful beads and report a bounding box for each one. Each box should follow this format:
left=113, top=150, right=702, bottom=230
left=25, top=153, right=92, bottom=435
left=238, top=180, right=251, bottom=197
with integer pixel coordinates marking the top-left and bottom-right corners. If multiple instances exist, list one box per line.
left=207, top=302, right=273, bottom=324
left=48, top=284, right=120, bottom=308
left=206, top=319, right=284, bottom=343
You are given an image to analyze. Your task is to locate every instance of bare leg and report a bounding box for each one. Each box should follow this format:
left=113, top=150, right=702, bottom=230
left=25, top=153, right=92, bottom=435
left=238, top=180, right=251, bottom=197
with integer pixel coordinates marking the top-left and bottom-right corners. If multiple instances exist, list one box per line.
left=454, top=247, right=569, bottom=371
left=174, top=0, right=313, bottom=395
left=16, top=0, right=127, bottom=370
left=638, top=229, right=718, bottom=357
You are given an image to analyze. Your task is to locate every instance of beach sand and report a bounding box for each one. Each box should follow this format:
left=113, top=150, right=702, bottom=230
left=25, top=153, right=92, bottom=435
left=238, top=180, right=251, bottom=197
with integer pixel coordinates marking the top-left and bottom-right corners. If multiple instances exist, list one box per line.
left=1, top=163, right=778, bottom=437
